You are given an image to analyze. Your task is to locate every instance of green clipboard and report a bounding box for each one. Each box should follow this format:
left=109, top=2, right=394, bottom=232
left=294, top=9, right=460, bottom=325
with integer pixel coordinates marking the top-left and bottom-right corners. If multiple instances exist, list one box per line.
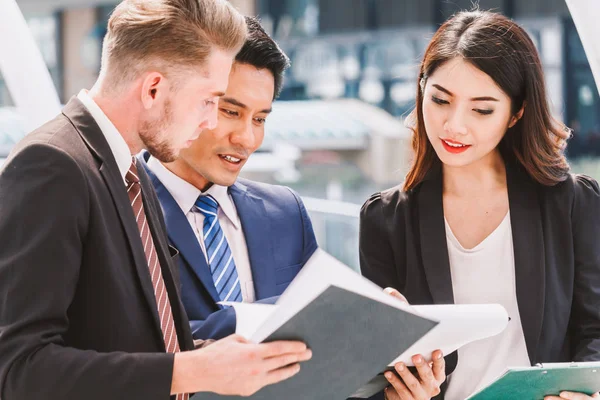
left=467, top=362, right=600, bottom=400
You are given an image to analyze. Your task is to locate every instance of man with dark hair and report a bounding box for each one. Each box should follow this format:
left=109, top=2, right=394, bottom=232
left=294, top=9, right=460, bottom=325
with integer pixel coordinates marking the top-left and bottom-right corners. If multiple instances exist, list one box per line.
left=141, top=17, right=318, bottom=340
left=0, top=2, right=311, bottom=399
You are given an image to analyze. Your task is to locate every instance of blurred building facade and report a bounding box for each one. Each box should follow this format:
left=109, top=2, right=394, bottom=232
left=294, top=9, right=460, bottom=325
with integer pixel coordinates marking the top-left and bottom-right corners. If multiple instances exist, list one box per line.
left=2, top=0, right=598, bottom=158
left=2, top=0, right=598, bottom=269
left=260, top=0, right=599, bottom=158
left=2, top=0, right=597, bottom=197
left=1, top=0, right=255, bottom=105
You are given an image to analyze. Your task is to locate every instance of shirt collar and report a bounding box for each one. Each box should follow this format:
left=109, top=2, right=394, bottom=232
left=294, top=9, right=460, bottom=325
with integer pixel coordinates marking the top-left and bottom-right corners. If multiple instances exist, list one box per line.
left=147, top=156, right=201, bottom=216
left=77, top=89, right=131, bottom=183
left=203, top=184, right=240, bottom=229
left=146, top=156, right=240, bottom=229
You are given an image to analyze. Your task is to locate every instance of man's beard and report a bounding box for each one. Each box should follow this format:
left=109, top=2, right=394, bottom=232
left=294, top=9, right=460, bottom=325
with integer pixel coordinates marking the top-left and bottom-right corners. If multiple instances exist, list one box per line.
left=139, top=99, right=177, bottom=163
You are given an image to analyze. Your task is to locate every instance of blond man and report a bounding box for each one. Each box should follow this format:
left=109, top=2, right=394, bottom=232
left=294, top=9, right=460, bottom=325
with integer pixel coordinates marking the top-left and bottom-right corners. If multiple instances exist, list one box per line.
left=0, top=1, right=311, bottom=399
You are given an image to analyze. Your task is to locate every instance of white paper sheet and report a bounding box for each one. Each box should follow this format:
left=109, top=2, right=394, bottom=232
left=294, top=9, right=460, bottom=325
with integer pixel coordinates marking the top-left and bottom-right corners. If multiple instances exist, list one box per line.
left=226, top=250, right=508, bottom=366
left=228, top=302, right=507, bottom=367
left=389, top=303, right=508, bottom=365
left=219, top=302, right=277, bottom=339
left=248, top=249, right=416, bottom=343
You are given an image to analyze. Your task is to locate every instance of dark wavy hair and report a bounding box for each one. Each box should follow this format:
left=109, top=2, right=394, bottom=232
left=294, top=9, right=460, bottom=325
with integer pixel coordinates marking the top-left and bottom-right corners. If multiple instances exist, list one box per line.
left=404, top=10, right=570, bottom=191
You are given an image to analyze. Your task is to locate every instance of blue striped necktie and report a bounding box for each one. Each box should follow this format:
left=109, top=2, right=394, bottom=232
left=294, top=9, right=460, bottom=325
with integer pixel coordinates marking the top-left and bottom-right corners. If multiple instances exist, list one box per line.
left=195, top=194, right=243, bottom=303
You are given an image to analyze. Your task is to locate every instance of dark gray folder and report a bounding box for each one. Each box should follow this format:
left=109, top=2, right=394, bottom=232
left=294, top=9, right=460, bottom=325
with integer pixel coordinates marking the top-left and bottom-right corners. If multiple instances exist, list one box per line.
left=192, top=285, right=437, bottom=400
left=348, top=374, right=394, bottom=398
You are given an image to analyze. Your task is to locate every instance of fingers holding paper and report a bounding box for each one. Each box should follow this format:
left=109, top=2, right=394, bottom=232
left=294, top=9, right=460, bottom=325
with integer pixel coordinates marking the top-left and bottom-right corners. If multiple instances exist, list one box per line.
left=258, top=339, right=314, bottom=387
left=186, top=334, right=312, bottom=396
left=261, top=340, right=314, bottom=378
left=545, top=391, right=600, bottom=400
left=384, top=350, right=445, bottom=400
left=384, top=287, right=409, bottom=304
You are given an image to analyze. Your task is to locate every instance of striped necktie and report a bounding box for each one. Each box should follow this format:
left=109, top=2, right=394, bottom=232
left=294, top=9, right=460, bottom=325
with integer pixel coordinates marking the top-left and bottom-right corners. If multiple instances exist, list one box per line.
left=125, top=161, right=188, bottom=400
left=195, top=195, right=243, bottom=303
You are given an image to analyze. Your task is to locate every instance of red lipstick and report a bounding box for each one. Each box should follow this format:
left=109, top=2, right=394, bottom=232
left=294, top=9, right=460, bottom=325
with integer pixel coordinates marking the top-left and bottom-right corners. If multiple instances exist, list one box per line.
left=441, top=138, right=471, bottom=154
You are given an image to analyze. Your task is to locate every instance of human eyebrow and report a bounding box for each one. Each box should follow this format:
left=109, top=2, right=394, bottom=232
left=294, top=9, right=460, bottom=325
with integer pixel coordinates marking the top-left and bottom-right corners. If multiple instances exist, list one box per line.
left=431, top=84, right=499, bottom=101
left=221, top=97, right=272, bottom=114
left=470, top=96, right=499, bottom=102
left=432, top=84, right=453, bottom=96
left=221, top=97, right=247, bottom=109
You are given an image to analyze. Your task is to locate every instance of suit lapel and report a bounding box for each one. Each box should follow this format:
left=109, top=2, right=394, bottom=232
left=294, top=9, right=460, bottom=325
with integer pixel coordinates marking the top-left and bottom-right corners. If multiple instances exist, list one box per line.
left=137, top=159, right=177, bottom=288
left=62, top=99, right=164, bottom=344
left=417, top=167, right=455, bottom=304
left=230, top=182, right=277, bottom=299
left=141, top=158, right=221, bottom=305
left=506, top=161, right=545, bottom=363
left=98, top=163, right=165, bottom=340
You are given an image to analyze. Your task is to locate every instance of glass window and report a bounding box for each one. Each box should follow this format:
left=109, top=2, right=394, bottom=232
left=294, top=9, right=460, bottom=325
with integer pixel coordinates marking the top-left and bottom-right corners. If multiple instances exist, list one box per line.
left=0, top=107, right=27, bottom=157
left=564, top=18, right=600, bottom=157
left=26, top=14, right=61, bottom=99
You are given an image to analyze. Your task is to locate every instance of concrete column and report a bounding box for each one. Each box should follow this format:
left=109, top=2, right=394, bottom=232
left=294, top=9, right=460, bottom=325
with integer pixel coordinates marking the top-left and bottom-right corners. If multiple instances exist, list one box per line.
left=229, top=0, right=257, bottom=16
left=61, top=7, right=99, bottom=99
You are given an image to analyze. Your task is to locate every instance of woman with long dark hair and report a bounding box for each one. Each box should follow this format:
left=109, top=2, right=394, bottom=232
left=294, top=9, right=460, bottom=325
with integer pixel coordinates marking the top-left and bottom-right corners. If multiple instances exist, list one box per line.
left=360, top=10, right=600, bottom=400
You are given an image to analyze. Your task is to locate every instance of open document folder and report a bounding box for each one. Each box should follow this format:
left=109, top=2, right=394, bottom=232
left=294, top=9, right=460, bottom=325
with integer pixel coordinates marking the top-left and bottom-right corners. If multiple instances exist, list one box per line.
left=192, top=250, right=508, bottom=400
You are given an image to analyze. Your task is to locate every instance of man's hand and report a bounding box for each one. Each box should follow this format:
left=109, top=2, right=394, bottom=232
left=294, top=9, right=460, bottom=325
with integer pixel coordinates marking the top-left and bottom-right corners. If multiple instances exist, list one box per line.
left=384, top=351, right=446, bottom=400
left=171, top=334, right=312, bottom=396
left=545, top=392, right=600, bottom=400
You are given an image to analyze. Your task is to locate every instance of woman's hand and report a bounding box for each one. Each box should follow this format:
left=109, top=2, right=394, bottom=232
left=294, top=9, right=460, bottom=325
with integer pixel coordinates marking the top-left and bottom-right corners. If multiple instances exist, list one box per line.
left=382, top=288, right=445, bottom=399
left=545, top=392, right=600, bottom=400
left=383, top=350, right=446, bottom=400
left=384, top=287, right=408, bottom=304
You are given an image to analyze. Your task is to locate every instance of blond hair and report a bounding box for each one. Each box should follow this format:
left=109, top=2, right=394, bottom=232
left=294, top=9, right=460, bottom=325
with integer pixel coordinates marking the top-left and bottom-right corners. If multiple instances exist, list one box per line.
left=100, top=0, right=247, bottom=90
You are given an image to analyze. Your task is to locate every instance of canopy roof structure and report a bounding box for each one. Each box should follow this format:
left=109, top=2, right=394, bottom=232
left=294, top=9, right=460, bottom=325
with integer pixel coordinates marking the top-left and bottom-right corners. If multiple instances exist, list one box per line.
left=262, top=98, right=410, bottom=151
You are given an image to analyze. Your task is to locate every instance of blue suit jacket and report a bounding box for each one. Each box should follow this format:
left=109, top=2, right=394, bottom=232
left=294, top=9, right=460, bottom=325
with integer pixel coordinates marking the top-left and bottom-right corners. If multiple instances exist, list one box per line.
left=139, top=153, right=318, bottom=340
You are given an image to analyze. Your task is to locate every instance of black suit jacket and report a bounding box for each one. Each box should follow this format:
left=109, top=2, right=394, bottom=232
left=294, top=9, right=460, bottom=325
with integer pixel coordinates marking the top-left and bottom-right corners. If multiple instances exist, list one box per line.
left=0, top=98, right=194, bottom=399
left=359, top=160, right=600, bottom=398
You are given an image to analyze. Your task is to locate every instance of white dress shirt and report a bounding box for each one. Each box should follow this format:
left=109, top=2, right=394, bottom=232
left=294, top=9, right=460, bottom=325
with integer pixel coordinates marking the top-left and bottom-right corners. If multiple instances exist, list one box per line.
left=77, top=90, right=132, bottom=184
left=444, top=212, right=531, bottom=400
left=147, top=156, right=255, bottom=302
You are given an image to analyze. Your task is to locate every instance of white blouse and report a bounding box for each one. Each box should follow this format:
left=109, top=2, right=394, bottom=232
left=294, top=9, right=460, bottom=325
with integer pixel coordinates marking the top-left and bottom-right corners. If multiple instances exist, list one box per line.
left=444, top=212, right=531, bottom=400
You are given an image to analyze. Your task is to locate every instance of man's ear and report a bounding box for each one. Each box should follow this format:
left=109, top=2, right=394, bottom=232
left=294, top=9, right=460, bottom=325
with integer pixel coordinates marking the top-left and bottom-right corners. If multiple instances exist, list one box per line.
left=509, top=103, right=526, bottom=128
left=140, top=72, right=165, bottom=110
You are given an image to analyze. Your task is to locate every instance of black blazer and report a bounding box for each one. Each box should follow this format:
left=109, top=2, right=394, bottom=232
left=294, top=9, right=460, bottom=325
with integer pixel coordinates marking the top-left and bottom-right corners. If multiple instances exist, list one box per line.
left=359, top=160, right=600, bottom=397
left=0, top=98, right=194, bottom=400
